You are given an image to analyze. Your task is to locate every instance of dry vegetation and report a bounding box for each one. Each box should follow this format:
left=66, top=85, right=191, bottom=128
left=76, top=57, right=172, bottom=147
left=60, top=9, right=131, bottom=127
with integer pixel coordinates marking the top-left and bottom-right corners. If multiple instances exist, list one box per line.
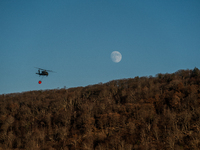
left=1, top=68, right=200, bottom=150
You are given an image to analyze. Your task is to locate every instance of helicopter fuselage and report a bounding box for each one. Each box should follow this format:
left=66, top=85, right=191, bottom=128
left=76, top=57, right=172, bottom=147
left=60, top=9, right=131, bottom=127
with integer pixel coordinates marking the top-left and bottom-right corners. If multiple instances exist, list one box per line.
left=36, top=71, right=48, bottom=76
left=35, top=67, right=56, bottom=77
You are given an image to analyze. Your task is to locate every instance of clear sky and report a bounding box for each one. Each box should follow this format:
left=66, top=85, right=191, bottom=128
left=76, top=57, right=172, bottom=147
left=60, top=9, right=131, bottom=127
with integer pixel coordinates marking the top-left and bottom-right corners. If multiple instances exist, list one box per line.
left=1, top=0, right=200, bottom=94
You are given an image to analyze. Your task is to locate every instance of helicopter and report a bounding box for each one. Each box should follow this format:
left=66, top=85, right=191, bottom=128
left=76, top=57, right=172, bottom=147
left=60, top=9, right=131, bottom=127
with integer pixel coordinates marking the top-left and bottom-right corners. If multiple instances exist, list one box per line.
left=35, top=67, right=56, bottom=76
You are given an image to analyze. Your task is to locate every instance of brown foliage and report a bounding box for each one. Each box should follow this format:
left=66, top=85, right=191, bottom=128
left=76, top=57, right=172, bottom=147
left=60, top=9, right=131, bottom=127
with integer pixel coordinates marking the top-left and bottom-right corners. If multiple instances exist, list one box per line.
left=0, top=68, right=200, bottom=149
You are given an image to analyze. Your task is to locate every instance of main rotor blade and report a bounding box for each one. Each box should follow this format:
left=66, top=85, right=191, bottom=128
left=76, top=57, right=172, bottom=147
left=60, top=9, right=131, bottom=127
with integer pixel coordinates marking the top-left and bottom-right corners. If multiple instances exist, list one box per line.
left=46, top=70, right=56, bottom=73
left=35, top=67, right=56, bottom=73
left=34, top=67, right=44, bottom=70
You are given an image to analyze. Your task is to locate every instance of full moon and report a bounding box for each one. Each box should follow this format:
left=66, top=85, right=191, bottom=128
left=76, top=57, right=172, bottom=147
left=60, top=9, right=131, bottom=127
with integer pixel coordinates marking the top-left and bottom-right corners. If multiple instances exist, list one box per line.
left=111, top=51, right=122, bottom=63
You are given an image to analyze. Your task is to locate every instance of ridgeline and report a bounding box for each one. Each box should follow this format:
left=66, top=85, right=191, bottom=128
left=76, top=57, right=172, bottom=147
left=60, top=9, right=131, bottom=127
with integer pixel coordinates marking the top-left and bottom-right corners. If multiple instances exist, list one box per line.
left=1, top=68, right=200, bottom=149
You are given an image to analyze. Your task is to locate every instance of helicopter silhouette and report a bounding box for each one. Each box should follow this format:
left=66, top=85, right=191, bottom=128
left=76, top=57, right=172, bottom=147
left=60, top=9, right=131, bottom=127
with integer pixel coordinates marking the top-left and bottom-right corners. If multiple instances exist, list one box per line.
left=35, top=67, right=56, bottom=76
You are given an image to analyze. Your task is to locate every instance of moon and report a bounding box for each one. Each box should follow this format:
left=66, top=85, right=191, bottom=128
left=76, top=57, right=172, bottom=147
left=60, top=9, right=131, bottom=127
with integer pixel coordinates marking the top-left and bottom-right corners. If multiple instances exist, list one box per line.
left=111, top=51, right=122, bottom=63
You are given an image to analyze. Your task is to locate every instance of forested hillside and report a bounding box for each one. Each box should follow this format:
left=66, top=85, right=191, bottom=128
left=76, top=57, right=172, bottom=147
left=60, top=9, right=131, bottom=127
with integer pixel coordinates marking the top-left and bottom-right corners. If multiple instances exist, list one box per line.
left=1, top=68, right=200, bottom=150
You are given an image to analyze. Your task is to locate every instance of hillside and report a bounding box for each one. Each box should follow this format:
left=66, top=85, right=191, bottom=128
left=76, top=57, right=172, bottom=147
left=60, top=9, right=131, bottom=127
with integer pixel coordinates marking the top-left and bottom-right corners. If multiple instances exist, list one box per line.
left=1, top=68, right=200, bottom=150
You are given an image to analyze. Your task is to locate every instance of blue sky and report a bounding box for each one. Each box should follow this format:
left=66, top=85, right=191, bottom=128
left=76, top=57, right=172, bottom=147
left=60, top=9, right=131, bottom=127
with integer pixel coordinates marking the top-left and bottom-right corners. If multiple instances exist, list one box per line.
left=1, top=0, right=200, bottom=94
